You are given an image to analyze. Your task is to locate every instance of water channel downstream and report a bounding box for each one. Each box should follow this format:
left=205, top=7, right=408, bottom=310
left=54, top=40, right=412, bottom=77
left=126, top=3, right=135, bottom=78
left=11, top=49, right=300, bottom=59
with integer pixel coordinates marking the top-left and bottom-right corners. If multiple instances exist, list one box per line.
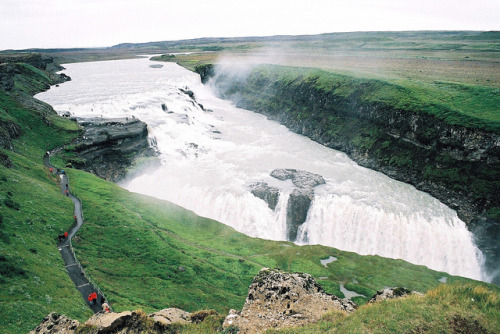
left=36, top=57, right=485, bottom=281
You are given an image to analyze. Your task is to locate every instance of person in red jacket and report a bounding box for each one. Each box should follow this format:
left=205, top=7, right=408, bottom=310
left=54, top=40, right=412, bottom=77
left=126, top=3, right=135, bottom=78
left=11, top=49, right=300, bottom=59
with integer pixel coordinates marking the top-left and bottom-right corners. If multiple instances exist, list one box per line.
left=88, top=293, right=94, bottom=305
left=64, top=232, right=68, bottom=238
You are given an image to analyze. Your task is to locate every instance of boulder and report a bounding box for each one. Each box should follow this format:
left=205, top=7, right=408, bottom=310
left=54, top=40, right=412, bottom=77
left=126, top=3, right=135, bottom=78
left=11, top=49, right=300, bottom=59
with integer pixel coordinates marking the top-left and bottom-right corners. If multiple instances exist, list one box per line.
left=149, top=308, right=191, bottom=326
left=249, top=182, right=280, bottom=210
left=29, top=312, right=79, bottom=334
left=270, top=168, right=325, bottom=188
left=223, top=268, right=356, bottom=333
left=84, top=311, right=134, bottom=332
left=368, top=287, right=421, bottom=303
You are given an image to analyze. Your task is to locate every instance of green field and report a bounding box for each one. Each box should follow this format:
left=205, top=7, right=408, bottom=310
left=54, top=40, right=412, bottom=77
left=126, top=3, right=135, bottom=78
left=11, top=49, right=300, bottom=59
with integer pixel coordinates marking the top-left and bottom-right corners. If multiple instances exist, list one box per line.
left=1, top=33, right=499, bottom=333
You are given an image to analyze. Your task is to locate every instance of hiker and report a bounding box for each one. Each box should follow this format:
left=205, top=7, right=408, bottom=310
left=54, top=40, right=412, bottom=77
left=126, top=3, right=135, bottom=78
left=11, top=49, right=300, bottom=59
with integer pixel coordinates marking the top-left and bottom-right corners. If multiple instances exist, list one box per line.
left=64, top=232, right=68, bottom=238
left=88, top=293, right=94, bottom=305
left=58, top=234, right=64, bottom=242
left=74, top=215, right=77, bottom=223
left=49, top=167, right=53, bottom=173
left=92, top=292, right=98, bottom=304
left=102, top=300, right=110, bottom=313
left=65, top=190, right=69, bottom=196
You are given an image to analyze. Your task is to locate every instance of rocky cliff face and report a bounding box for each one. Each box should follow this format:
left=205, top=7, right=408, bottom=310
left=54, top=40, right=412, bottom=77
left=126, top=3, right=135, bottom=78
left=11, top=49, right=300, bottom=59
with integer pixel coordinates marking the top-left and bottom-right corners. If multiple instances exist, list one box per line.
left=30, top=268, right=426, bottom=334
left=69, top=117, right=157, bottom=182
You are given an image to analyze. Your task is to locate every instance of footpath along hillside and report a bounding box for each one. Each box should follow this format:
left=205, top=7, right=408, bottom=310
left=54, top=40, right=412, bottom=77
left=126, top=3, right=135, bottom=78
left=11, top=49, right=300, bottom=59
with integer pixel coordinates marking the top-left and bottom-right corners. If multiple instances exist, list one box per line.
left=43, top=152, right=109, bottom=314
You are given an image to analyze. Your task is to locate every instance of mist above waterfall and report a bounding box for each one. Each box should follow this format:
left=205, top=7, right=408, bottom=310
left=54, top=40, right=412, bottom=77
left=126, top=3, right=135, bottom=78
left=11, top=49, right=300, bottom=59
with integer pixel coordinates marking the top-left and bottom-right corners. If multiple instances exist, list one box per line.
left=36, top=57, right=485, bottom=281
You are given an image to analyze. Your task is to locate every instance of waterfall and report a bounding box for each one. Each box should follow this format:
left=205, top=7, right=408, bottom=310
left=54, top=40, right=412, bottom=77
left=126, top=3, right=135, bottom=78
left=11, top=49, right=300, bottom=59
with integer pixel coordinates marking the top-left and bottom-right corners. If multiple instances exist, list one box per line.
left=35, top=57, right=485, bottom=281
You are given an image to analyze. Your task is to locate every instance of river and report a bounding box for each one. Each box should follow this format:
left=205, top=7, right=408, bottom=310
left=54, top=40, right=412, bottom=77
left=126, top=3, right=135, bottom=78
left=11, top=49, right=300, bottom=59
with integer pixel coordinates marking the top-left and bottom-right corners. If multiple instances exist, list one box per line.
left=36, top=57, right=485, bottom=281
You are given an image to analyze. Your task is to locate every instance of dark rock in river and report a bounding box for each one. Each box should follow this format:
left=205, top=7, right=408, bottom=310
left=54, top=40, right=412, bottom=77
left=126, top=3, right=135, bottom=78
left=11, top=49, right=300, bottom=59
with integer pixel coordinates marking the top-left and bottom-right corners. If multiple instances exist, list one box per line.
left=250, top=169, right=325, bottom=241
left=272, top=169, right=325, bottom=241
left=286, top=189, right=313, bottom=241
left=71, top=117, right=157, bottom=182
left=271, top=168, right=325, bottom=188
left=249, top=182, right=280, bottom=210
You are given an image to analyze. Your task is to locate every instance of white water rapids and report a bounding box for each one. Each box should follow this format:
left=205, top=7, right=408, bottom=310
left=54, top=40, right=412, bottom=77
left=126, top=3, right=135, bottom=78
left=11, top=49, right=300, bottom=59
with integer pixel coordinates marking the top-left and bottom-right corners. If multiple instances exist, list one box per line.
left=36, top=57, right=485, bottom=281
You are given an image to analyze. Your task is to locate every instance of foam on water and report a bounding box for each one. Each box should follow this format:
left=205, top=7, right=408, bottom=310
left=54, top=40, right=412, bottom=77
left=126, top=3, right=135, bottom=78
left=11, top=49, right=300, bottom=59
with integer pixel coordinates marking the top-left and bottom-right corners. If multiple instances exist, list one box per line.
left=36, top=57, right=485, bottom=280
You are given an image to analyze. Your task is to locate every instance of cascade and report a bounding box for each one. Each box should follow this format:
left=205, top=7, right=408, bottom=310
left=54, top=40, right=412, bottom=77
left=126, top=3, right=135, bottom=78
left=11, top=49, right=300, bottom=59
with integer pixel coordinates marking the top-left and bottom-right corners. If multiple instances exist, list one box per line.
left=36, top=57, right=485, bottom=281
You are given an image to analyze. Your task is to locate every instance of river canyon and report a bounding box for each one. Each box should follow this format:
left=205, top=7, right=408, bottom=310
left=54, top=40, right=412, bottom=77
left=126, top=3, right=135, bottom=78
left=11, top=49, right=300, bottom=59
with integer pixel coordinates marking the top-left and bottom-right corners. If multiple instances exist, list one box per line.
left=36, top=57, right=485, bottom=282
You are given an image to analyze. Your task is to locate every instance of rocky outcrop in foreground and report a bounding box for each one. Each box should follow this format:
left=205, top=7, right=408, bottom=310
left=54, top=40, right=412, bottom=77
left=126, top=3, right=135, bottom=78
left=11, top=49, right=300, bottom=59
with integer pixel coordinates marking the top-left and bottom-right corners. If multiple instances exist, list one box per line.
left=30, top=308, right=212, bottom=334
left=250, top=169, right=325, bottom=241
left=222, top=268, right=356, bottom=333
left=31, top=268, right=423, bottom=334
left=29, top=312, right=79, bottom=334
left=70, top=117, right=157, bottom=182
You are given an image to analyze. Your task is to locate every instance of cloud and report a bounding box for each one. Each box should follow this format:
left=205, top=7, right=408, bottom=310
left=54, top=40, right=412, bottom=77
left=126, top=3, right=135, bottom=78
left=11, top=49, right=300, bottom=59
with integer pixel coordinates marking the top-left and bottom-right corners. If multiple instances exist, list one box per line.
left=1, top=0, right=499, bottom=50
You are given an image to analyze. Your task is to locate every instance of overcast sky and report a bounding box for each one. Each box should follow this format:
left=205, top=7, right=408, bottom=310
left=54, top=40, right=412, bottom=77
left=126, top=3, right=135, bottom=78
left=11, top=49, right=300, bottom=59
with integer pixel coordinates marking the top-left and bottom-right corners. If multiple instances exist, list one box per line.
left=1, top=0, right=499, bottom=50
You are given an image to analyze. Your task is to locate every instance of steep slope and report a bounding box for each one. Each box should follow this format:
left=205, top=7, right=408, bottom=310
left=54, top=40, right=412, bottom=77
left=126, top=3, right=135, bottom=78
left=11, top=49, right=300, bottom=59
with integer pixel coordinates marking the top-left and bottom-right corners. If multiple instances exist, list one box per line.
left=0, top=58, right=89, bottom=333
left=1, top=54, right=495, bottom=334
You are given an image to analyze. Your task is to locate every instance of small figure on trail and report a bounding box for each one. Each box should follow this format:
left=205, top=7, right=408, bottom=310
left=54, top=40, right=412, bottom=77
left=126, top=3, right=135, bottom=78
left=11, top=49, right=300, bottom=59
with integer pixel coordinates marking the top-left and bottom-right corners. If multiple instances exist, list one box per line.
left=64, top=232, right=68, bottom=238
left=58, top=234, right=64, bottom=242
left=87, top=292, right=98, bottom=305
left=88, top=293, right=94, bottom=305
left=74, top=215, right=77, bottom=223
left=102, top=300, right=110, bottom=313
left=49, top=168, right=53, bottom=173
left=65, top=190, right=69, bottom=196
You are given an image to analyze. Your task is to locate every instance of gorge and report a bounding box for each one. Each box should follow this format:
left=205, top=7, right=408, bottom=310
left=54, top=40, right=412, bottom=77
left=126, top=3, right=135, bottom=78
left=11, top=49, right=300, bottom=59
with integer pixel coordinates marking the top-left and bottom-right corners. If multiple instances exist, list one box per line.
left=35, top=57, right=488, bottom=284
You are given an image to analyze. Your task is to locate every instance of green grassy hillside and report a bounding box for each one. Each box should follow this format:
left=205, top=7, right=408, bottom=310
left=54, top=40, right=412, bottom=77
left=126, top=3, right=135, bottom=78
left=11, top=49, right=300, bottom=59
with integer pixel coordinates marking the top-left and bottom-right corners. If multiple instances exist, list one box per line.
left=1, top=55, right=498, bottom=333
left=268, top=284, right=500, bottom=334
left=61, top=167, right=475, bottom=315
left=0, top=89, right=88, bottom=333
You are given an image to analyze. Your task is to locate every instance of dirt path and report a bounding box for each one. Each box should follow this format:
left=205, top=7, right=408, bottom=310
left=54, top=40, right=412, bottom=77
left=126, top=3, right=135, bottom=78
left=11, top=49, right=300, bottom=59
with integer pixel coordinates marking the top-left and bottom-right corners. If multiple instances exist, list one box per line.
left=44, top=152, right=110, bottom=313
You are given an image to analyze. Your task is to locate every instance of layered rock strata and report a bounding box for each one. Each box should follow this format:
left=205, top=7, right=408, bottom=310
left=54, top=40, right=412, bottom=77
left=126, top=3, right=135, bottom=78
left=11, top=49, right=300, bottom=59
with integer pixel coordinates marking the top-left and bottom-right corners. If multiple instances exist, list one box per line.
left=70, top=117, right=157, bottom=182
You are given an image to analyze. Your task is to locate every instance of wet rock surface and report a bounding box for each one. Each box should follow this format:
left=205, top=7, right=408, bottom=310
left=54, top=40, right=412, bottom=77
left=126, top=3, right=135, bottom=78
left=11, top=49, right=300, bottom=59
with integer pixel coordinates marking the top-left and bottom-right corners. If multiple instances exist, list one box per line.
left=249, top=182, right=280, bottom=210
left=223, top=268, right=356, bottom=333
left=250, top=169, right=325, bottom=241
left=71, top=117, right=157, bottom=182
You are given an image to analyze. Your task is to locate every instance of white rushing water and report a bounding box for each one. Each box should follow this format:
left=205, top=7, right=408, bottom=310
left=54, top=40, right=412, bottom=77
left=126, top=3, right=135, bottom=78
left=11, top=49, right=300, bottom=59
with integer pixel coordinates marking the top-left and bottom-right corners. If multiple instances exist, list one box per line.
left=36, top=57, right=485, bottom=280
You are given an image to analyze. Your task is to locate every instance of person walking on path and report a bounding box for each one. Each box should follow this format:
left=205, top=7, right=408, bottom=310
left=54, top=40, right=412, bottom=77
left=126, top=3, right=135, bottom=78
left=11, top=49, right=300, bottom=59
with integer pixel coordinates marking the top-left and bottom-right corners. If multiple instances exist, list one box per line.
left=88, top=292, right=97, bottom=305
left=102, top=301, right=110, bottom=313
